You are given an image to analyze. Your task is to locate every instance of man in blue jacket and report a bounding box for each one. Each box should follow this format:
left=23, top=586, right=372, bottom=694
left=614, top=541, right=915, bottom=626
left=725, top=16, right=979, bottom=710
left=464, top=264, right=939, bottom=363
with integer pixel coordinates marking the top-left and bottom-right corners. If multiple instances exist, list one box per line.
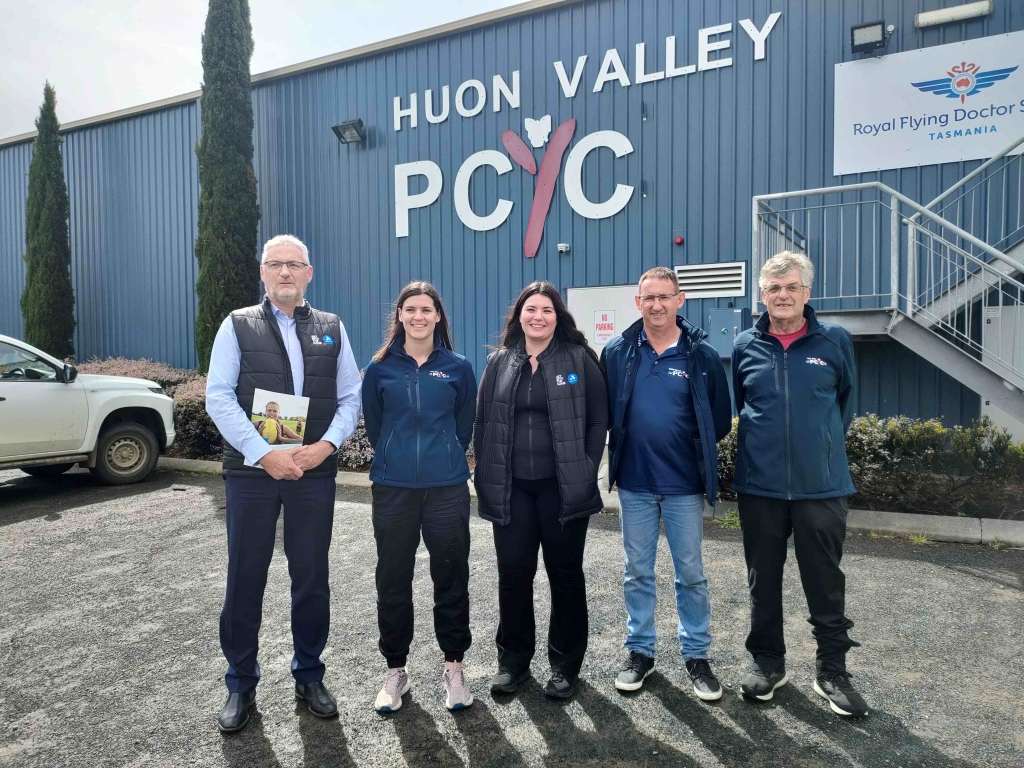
left=732, top=251, right=868, bottom=717
left=601, top=267, right=732, bottom=701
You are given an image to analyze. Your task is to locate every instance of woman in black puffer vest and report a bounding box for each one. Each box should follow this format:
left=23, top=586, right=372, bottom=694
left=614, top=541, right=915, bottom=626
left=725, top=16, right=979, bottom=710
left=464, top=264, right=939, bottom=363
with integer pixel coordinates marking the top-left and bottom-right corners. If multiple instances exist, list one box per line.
left=473, top=281, right=608, bottom=700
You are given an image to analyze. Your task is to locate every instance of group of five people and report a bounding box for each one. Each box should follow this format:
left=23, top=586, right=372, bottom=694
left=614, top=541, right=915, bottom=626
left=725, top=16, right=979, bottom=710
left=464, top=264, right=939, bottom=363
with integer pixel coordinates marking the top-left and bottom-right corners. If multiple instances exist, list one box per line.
left=207, top=234, right=868, bottom=735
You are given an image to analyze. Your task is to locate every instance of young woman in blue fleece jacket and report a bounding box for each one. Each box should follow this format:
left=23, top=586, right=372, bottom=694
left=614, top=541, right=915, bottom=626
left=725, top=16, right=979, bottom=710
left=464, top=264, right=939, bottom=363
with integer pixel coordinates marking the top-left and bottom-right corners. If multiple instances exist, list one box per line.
left=361, top=281, right=477, bottom=714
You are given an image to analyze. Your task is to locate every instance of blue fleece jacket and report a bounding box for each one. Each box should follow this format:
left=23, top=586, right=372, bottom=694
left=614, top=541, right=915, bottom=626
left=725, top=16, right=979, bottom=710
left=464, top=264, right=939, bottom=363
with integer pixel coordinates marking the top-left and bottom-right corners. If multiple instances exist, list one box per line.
left=362, top=338, right=477, bottom=488
left=601, top=315, right=733, bottom=506
left=731, top=304, right=857, bottom=500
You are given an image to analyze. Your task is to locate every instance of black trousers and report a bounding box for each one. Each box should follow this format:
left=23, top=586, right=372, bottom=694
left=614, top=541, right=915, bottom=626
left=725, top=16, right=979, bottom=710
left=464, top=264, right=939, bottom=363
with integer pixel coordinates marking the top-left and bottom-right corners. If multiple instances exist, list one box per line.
left=738, top=493, right=856, bottom=673
left=492, top=477, right=590, bottom=678
left=372, top=482, right=472, bottom=668
left=220, top=474, right=335, bottom=693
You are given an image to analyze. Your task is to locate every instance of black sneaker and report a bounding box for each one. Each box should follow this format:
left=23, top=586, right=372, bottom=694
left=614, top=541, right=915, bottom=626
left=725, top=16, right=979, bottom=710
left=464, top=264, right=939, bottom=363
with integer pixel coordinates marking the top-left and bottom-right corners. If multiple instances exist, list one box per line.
left=740, top=664, right=789, bottom=701
left=814, top=665, right=869, bottom=717
left=685, top=658, right=723, bottom=701
left=544, top=672, right=577, bottom=699
left=615, top=651, right=655, bottom=692
left=490, top=668, right=530, bottom=694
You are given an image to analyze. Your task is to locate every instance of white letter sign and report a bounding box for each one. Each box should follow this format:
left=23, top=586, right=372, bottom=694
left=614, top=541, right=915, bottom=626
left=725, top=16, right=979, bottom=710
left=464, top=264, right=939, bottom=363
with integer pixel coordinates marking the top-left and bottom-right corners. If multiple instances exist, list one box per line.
left=394, top=161, right=443, bottom=237
left=563, top=130, right=635, bottom=219
left=454, top=150, right=514, bottom=231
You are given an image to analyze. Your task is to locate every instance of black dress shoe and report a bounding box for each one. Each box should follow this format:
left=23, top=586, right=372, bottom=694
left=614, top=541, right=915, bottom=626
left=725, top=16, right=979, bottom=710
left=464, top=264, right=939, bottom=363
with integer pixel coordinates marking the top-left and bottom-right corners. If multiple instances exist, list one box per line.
left=544, top=672, right=578, bottom=700
left=296, top=681, right=339, bottom=718
left=218, top=689, right=256, bottom=733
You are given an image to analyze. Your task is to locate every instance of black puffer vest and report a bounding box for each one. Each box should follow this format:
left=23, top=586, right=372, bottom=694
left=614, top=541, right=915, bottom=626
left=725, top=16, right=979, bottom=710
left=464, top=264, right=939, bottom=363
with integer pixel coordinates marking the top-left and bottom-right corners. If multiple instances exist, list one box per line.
left=474, top=338, right=602, bottom=525
left=222, top=297, right=341, bottom=478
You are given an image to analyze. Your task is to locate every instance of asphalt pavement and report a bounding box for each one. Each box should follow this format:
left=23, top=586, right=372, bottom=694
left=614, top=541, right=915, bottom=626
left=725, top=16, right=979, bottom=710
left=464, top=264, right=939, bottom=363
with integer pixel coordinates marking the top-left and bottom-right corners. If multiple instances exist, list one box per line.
left=0, top=467, right=1022, bottom=767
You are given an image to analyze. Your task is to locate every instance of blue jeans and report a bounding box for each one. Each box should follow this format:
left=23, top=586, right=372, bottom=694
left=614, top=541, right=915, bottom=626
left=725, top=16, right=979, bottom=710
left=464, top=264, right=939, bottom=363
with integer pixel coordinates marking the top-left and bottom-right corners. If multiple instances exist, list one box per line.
left=618, top=490, right=711, bottom=660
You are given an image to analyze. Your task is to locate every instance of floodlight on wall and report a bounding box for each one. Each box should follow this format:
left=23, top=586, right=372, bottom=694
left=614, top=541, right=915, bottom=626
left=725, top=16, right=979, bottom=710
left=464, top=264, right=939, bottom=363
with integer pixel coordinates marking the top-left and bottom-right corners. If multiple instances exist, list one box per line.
left=331, top=119, right=366, bottom=144
left=916, top=1, right=993, bottom=29
left=850, top=20, right=889, bottom=54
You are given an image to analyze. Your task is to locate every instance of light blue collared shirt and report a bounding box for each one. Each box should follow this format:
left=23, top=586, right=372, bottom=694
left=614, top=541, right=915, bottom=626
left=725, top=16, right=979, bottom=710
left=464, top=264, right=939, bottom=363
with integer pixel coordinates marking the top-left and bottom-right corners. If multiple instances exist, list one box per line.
left=205, top=303, right=362, bottom=466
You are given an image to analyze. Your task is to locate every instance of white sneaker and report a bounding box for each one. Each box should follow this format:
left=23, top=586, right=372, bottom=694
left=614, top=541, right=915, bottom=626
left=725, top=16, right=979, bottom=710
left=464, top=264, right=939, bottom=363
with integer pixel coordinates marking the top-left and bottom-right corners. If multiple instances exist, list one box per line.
left=375, top=667, right=410, bottom=712
left=443, top=665, right=474, bottom=710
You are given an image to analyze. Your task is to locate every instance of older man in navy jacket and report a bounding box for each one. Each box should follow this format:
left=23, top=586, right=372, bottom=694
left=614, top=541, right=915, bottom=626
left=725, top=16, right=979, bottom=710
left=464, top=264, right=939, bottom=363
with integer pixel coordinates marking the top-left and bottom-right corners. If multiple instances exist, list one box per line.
left=732, top=251, right=867, bottom=717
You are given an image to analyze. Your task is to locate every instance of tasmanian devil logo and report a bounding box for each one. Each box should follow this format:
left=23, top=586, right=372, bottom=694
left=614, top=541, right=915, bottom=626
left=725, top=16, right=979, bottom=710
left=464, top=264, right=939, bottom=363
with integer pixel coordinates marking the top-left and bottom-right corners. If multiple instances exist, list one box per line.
left=502, top=118, right=577, bottom=258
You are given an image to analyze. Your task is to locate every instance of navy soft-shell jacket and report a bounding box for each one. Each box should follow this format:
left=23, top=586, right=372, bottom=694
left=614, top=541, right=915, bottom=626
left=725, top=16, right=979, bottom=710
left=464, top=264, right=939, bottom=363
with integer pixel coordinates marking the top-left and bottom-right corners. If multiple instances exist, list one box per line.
left=601, top=316, right=733, bottom=506
left=362, top=338, right=477, bottom=488
left=731, top=305, right=856, bottom=500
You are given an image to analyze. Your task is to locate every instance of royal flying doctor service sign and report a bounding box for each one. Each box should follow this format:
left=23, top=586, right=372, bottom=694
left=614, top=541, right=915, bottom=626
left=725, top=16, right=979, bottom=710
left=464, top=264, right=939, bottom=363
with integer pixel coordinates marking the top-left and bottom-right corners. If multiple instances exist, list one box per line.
left=834, top=32, right=1024, bottom=176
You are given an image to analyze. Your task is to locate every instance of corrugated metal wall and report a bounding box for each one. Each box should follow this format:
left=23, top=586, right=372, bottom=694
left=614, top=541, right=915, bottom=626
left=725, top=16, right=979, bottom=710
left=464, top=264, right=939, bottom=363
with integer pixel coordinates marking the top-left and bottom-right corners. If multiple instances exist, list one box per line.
left=0, top=142, right=31, bottom=338
left=2, top=0, right=1021, bottom=424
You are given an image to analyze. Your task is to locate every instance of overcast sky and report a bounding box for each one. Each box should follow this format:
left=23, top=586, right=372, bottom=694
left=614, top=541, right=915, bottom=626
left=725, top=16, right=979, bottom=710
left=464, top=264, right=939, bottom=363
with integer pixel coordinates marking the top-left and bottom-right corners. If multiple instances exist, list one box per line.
left=0, top=0, right=522, bottom=140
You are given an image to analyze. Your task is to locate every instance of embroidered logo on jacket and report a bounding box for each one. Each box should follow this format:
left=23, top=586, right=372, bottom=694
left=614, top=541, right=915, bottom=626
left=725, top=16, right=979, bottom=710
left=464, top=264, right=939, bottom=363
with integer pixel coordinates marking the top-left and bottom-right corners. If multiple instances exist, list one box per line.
left=322, top=334, right=335, bottom=345
left=310, top=335, right=323, bottom=345
left=567, top=373, right=579, bottom=384
left=555, top=375, right=566, bottom=386
left=806, top=357, right=828, bottom=366
left=428, top=370, right=450, bottom=379
left=667, top=367, right=687, bottom=378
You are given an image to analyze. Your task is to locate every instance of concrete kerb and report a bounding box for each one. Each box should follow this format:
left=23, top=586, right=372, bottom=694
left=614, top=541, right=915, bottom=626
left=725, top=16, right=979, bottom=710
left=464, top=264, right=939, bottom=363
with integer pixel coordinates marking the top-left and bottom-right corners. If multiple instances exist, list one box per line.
left=155, top=457, right=1024, bottom=546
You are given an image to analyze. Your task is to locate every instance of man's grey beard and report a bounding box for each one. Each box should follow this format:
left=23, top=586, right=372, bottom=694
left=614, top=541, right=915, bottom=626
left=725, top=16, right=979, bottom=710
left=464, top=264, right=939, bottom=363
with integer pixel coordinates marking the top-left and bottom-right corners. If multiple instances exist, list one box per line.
left=267, top=284, right=305, bottom=306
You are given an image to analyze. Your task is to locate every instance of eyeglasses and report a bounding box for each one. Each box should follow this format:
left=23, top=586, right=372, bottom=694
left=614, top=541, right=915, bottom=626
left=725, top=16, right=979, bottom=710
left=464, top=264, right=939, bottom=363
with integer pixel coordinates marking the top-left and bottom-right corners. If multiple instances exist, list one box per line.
left=638, top=293, right=679, bottom=306
left=262, top=260, right=309, bottom=272
left=764, top=283, right=806, bottom=297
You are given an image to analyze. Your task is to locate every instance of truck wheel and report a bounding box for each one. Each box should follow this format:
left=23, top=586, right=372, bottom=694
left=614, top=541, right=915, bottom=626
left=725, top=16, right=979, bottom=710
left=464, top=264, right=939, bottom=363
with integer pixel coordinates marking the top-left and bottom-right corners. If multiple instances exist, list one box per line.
left=90, top=422, right=159, bottom=485
left=22, top=463, right=76, bottom=478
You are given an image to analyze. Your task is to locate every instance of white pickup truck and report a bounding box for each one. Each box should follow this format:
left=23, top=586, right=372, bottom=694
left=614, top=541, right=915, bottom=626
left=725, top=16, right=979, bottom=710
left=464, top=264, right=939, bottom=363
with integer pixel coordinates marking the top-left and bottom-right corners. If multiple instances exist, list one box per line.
left=0, top=334, right=176, bottom=484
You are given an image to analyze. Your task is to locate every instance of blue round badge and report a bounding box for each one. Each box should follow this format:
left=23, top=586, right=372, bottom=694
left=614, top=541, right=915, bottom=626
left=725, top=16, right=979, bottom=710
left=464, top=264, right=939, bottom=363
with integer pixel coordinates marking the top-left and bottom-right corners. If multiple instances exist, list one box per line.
left=567, top=373, right=579, bottom=384
left=323, top=334, right=335, bottom=344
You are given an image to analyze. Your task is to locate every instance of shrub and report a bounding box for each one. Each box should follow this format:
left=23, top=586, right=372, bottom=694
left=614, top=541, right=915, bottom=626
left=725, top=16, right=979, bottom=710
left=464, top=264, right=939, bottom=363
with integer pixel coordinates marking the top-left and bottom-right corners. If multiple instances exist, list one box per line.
left=338, top=418, right=374, bottom=471
left=170, top=375, right=222, bottom=460
left=76, top=357, right=198, bottom=394
left=719, top=413, right=1024, bottom=519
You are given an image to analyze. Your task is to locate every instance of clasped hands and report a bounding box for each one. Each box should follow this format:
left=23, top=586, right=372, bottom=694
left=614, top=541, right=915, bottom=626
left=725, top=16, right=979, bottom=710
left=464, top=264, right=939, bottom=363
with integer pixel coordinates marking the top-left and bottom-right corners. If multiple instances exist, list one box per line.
left=257, top=440, right=335, bottom=480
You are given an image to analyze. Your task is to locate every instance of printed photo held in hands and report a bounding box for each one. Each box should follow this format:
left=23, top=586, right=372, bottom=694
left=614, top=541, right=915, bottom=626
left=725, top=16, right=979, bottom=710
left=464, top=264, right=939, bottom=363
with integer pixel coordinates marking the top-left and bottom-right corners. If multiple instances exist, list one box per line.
left=245, top=388, right=310, bottom=466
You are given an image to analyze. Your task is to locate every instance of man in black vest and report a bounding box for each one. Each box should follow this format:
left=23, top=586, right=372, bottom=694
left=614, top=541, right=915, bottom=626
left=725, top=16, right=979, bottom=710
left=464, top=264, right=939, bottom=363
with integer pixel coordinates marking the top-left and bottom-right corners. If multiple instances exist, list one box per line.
left=205, top=234, right=361, bottom=733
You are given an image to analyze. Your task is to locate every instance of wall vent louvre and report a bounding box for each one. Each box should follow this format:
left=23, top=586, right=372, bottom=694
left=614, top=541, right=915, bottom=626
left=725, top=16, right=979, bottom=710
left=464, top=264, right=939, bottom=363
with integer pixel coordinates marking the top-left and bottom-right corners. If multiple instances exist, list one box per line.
left=674, top=262, right=746, bottom=298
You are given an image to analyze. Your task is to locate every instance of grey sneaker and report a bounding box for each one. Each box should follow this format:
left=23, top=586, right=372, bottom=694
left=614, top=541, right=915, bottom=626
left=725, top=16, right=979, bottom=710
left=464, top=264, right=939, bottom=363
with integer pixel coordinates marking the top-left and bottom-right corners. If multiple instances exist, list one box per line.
left=814, top=665, right=869, bottom=717
left=375, top=667, right=411, bottom=713
left=443, top=666, right=474, bottom=710
left=740, top=664, right=788, bottom=701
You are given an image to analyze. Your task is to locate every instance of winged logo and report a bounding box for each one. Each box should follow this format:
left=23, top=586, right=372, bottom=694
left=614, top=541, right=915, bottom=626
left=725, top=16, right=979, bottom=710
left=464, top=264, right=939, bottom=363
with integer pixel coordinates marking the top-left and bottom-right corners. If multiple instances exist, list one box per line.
left=911, top=61, right=1018, bottom=104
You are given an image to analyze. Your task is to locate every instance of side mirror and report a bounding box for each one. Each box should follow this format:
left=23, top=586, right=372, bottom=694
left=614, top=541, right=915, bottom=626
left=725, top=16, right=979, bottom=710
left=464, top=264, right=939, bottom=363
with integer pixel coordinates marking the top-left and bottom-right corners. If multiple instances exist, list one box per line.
left=63, top=364, right=78, bottom=383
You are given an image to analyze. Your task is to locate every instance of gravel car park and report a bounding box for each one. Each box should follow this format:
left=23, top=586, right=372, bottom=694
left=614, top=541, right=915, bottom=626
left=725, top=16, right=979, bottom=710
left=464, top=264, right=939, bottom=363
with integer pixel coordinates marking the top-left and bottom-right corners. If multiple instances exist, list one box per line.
left=0, top=467, right=1022, bottom=767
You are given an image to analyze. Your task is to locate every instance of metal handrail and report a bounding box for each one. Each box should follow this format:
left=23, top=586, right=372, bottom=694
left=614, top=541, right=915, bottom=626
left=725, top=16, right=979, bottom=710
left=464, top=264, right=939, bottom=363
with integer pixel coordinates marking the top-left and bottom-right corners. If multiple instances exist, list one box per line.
left=912, top=131, right=1024, bottom=221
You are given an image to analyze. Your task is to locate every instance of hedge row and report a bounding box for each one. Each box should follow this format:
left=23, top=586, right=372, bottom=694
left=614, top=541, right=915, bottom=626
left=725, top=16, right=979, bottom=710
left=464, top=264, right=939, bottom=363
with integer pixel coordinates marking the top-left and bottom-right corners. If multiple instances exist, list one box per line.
left=83, top=358, right=1023, bottom=518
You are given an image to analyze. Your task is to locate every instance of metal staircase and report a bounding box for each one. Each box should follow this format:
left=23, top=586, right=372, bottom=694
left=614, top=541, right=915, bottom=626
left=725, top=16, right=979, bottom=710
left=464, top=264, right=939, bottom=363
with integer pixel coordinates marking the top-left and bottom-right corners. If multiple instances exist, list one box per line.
left=752, top=159, right=1024, bottom=425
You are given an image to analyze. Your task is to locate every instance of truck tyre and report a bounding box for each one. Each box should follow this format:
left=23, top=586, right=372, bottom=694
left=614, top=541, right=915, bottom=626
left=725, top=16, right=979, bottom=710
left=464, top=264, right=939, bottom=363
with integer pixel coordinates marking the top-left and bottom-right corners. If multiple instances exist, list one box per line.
left=22, top=463, right=76, bottom=478
left=90, top=422, right=159, bottom=485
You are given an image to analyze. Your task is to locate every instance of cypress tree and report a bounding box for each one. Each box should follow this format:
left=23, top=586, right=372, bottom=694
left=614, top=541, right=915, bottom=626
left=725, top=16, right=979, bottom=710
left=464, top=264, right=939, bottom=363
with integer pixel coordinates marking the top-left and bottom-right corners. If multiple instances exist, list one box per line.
left=194, top=0, right=260, bottom=373
left=21, top=83, right=75, bottom=360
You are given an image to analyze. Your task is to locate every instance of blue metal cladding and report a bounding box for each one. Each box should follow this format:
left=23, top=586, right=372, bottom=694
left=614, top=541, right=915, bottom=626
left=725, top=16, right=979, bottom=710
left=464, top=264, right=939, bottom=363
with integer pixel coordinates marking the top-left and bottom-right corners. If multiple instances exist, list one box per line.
left=0, top=102, right=201, bottom=367
left=0, top=141, right=31, bottom=338
left=1, top=0, right=1022, bottom=424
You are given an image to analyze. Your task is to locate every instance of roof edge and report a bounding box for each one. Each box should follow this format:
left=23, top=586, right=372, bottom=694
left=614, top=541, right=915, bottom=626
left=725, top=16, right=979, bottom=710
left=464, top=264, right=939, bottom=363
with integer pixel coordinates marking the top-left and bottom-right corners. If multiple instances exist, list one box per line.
left=0, top=0, right=582, bottom=150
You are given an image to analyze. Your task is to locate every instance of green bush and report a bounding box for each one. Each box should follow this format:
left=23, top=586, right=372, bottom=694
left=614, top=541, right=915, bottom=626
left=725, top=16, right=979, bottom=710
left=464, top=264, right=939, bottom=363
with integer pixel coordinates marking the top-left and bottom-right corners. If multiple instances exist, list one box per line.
left=718, top=414, right=1024, bottom=518
left=170, top=377, right=222, bottom=460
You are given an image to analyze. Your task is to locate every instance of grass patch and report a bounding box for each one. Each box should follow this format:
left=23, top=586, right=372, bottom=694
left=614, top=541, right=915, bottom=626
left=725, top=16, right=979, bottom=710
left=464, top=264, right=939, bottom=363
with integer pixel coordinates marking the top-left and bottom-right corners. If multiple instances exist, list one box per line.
left=988, top=538, right=1007, bottom=551
left=909, top=532, right=932, bottom=545
left=714, top=508, right=741, bottom=530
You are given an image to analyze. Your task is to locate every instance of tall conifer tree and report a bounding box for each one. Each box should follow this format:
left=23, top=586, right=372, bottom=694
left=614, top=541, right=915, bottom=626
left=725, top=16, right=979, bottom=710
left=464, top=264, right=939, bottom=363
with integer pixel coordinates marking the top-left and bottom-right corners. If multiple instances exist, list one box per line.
left=21, top=83, right=75, bottom=360
left=194, top=0, right=260, bottom=373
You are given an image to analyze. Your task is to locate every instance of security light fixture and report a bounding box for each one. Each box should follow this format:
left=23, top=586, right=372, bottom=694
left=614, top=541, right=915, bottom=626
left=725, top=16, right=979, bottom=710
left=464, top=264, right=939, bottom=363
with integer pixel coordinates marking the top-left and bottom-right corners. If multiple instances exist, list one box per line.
left=916, top=1, right=993, bottom=29
left=331, top=119, right=366, bottom=144
left=851, top=20, right=887, bottom=54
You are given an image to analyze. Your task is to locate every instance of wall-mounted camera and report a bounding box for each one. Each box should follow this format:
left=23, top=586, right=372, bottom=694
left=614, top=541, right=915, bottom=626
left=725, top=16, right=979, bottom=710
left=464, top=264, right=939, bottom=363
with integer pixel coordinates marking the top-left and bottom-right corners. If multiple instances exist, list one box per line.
left=557, top=243, right=570, bottom=254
